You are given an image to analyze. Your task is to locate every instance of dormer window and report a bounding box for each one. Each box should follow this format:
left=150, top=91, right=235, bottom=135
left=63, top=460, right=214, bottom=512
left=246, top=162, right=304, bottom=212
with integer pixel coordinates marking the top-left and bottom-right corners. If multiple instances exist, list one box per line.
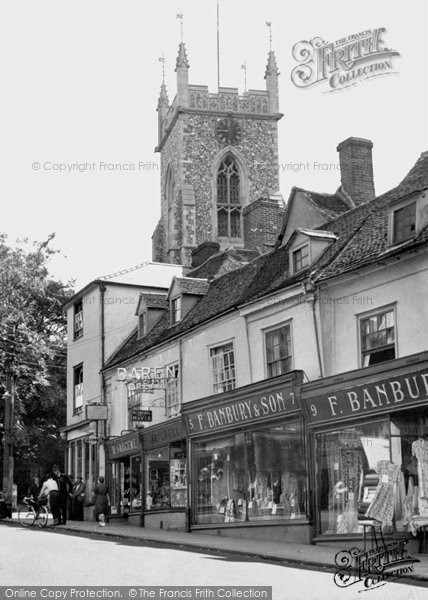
left=138, top=312, right=147, bottom=339
left=171, top=296, right=181, bottom=324
left=393, top=202, right=416, bottom=244
left=292, top=244, right=310, bottom=273
left=74, top=300, right=83, bottom=340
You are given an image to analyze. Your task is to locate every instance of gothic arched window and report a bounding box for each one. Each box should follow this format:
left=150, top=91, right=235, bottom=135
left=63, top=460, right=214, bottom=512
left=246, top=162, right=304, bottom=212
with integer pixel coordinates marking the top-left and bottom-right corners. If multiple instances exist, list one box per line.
left=217, top=156, right=241, bottom=238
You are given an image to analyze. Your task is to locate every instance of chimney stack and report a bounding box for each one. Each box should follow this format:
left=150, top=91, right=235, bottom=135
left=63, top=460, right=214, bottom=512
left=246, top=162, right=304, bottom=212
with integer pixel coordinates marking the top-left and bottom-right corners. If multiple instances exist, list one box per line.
left=337, top=137, right=375, bottom=206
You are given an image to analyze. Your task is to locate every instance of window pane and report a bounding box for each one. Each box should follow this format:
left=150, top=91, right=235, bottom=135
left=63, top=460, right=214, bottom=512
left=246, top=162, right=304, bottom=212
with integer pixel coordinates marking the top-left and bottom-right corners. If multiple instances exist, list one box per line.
left=266, top=327, right=292, bottom=377
left=193, top=421, right=306, bottom=524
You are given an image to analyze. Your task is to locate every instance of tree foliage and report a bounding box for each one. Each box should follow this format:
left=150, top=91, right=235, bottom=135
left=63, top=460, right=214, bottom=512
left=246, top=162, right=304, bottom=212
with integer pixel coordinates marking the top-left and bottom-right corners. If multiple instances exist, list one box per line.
left=0, top=233, right=74, bottom=493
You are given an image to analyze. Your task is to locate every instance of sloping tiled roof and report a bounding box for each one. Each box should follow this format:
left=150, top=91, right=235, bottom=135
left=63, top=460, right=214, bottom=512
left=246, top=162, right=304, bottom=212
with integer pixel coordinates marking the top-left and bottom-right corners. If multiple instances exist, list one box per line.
left=187, top=248, right=259, bottom=280
left=173, top=277, right=210, bottom=296
left=301, top=189, right=350, bottom=219
left=140, top=293, right=168, bottom=310
left=312, top=152, right=428, bottom=281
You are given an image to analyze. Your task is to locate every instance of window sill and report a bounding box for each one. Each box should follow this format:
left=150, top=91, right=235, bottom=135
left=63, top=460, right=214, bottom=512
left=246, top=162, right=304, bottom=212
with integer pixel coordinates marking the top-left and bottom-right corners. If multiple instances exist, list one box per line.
left=191, top=518, right=309, bottom=530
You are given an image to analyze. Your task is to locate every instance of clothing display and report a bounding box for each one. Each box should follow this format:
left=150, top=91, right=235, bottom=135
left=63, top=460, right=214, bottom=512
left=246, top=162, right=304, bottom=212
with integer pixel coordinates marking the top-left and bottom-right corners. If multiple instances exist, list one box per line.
left=366, top=461, right=400, bottom=527
left=412, top=438, right=428, bottom=499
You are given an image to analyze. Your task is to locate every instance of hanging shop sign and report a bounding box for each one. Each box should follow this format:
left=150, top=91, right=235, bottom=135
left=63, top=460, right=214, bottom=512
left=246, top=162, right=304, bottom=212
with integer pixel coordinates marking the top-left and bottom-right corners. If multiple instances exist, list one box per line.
left=132, top=409, right=152, bottom=422
left=184, top=374, right=302, bottom=435
left=107, top=432, right=140, bottom=459
left=303, top=366, right=428, bottom=426
left=143, top=419, right=186, bottom=451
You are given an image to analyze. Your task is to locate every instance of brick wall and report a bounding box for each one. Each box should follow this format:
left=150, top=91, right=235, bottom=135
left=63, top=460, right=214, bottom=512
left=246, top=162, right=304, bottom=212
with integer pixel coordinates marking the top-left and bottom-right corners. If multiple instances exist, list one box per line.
left=243, top=198, right=283, bottom=253
left=337, top=137, right=375, bottom=206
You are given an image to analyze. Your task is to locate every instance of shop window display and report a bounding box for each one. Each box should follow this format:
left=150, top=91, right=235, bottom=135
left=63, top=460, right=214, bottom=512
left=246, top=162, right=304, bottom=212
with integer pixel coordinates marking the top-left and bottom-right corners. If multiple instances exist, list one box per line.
left=194, top=421, right=307, bottom=525
left=146, top=444, right=187, bottom=510
left=317, top=409, right=428, bottom=536
left=109, top=456, right=142, bottom=515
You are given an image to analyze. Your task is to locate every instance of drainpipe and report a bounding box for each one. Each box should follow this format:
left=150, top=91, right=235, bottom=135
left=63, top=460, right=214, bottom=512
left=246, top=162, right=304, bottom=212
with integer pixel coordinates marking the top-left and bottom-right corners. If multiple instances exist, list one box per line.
left=307, top=275, right=324, bottom=379
left=99, top=282, right=107, bottom=477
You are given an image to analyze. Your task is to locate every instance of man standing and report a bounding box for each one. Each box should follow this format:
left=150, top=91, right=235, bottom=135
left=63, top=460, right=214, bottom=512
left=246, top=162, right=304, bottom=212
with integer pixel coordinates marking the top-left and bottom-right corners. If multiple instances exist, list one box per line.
left=52, top=465, right=72, bottom=525
left=73, top=476, right=86, bottom=521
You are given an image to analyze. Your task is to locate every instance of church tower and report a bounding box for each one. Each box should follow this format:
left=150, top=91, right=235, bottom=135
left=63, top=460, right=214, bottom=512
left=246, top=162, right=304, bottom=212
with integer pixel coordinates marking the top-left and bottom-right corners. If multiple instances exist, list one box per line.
left=152, top=40, right=283, bottom=266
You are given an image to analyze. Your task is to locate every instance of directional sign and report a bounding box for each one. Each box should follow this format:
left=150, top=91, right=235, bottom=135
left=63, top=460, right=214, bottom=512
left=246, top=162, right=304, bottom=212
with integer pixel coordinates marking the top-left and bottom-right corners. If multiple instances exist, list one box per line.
left=132, top=409, right=153, bottom=422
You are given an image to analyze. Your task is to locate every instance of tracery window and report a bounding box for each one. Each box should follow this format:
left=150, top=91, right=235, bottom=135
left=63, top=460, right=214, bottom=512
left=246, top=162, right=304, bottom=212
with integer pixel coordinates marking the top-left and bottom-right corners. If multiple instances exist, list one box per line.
left=217, top=157, right=241, bottom=238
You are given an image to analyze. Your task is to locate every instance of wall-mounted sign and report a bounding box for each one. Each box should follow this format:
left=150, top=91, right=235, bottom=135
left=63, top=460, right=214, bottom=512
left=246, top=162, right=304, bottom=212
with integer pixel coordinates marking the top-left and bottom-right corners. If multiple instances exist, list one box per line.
left=132, top=409, right=152, bottom=422
left=117, top=366, right=177, bottom=383
left=107, top=432, right=140, bottom=459
left=184, top=378, right=300, bottom=435
left=143, top=420, right=186, bottom=450
left=303, top=367, right=428, bottom=426
left=85, top=404, right=108, bottom=421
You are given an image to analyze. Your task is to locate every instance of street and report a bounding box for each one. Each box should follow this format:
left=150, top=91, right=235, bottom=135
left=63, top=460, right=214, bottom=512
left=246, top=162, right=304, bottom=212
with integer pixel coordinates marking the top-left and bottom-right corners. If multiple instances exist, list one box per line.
left=1, top=525, right=427, bottom=600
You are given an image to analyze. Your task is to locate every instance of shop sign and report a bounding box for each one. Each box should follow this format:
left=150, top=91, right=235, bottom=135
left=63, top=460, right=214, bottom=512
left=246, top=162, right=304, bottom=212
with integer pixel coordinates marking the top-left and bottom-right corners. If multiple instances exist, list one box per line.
left=304, top=368, right=428, bottom=425
left=132, top=409, right=152, bottom=422
left=109, top=434, right=140, bottom=459
left=185, top=382, right=298, bottom=435
left=143, top=421, right=185, bottom=450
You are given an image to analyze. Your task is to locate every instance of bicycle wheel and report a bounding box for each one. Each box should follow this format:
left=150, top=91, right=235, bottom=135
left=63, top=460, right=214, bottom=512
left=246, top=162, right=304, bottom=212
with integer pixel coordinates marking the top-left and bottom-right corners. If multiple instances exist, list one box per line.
left=36, top=505, right=49, bottom=528
left=18, top=506, right=36, bottom=527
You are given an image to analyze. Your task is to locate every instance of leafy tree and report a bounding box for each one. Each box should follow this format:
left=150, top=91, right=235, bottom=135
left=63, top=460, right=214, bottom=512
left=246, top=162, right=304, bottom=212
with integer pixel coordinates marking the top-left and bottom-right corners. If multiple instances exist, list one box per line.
left=0, top=233, right=74, bottom=496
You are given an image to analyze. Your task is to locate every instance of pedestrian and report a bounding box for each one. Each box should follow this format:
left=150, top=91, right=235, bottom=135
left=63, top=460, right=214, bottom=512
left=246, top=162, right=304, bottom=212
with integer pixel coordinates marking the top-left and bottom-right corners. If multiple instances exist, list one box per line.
left=27, top=475, right=41, bottom=499
left=38, top=473, right=60, bottom=525
left=73, top=476, right=86, bottom=521
left=52, top=465, right=73, bottom=525
left=68, top=475, right=75, bottom=520
left=93, top=476, right=110, bottom=527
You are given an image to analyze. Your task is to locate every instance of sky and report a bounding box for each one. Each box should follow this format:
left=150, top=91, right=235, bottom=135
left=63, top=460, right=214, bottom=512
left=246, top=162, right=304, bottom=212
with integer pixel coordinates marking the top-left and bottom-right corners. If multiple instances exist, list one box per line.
left=1, top=0, right=427, bottom=289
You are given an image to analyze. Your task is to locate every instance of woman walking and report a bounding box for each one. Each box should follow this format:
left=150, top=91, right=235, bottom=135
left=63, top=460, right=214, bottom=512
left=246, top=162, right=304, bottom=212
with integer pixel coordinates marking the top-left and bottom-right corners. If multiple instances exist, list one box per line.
left=93, top=476, right=110, bottom=527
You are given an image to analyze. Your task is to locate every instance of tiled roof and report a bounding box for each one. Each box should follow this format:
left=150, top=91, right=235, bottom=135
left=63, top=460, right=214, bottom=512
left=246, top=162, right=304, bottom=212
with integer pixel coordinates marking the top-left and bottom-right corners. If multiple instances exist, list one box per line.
left=187, top=248, right=259, bottom=280
left=300, top=189, right=350, bottom=219
left=312, top=152, right=428, bottom=281
left=140, top=293, right=168, bottom=310
left=173, top=277, right=210, bottom=296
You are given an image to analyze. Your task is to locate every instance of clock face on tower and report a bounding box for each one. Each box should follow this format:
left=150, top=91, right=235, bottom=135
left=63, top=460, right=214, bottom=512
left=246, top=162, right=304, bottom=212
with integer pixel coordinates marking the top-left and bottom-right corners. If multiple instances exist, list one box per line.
left=215, top=118, right=243, bottom=145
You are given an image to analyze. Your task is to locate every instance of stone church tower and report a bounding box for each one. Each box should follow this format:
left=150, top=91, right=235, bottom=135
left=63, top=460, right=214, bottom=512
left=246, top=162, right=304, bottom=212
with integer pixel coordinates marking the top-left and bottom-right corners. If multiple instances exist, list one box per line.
left=152, top=41, right=283, bottom=266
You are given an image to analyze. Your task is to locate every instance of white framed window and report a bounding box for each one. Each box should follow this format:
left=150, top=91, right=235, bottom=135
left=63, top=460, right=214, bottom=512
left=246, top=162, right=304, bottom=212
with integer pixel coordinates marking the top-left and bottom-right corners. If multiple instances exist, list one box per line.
left=265, top=324, right=292, bottom=377
left=359, top=306, right=396, bottom=367
left=74, top=300, right=83, bottom=340
left=171, top=297, right=181, bottom=324
left=73, top=364, right=83, bottom=413
left=210, top=342, right=236, bottom=394
left=165, top=363, right=180, bottom=418
left=138, top=312, right=147, bottom=338
left=292, top=244, right=310, bottom=273
left=393, top=202, right=416, bottom=244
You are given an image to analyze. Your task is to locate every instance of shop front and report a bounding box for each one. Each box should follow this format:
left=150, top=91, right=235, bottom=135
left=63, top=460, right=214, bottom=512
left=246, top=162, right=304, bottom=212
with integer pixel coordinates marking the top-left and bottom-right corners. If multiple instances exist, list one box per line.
left=105, top=430, right=143, bottom=526
left=142, top=418, right=188, bottom=531
left=183, top=371, right=309, bottom=543
left=301, top=351, right=428, bottom=549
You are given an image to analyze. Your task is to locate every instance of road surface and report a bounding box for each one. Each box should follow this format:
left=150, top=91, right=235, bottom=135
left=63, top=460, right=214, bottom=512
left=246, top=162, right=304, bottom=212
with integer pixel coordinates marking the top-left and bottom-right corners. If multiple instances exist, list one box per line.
left=0, top=525, right=427, bottom=600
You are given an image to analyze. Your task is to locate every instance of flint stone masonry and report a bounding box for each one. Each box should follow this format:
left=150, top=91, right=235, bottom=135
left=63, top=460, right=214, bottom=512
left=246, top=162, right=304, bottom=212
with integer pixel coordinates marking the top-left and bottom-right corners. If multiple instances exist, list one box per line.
left=153, top=112, right=281, bottom=265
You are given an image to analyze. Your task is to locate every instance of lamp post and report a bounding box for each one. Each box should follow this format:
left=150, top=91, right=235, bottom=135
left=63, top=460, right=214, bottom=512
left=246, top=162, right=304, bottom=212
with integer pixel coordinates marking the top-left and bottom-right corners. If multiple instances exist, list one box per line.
left=2, top=366, right=14, bottom=506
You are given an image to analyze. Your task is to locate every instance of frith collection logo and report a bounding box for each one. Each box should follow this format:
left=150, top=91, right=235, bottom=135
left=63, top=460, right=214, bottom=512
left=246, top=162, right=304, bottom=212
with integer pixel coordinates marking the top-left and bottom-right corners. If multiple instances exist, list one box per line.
left=291, top=28, right=400, bottom=92
left=334, top=539, right=419, bottom=592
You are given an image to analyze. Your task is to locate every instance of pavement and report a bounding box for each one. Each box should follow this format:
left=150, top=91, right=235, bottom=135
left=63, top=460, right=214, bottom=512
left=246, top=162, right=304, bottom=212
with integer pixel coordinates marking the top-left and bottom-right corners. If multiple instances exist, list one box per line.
left=4, top=518, right=427, bottom=583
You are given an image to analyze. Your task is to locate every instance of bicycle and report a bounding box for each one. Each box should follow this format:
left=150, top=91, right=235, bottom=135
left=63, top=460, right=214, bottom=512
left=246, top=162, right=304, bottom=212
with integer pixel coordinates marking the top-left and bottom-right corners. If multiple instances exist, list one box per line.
left=18, top=496, right=49, bottom=528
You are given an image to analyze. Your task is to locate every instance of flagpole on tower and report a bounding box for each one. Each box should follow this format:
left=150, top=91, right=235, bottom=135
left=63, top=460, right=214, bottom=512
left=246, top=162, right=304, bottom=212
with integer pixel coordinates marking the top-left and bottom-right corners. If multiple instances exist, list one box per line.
left=241, top=61, right=247, bottom=92
left=176, top=12, right=184, bottom=42
left=266, top=21, right=272, bottom=52
left=217, top=0, right=221, bottom=89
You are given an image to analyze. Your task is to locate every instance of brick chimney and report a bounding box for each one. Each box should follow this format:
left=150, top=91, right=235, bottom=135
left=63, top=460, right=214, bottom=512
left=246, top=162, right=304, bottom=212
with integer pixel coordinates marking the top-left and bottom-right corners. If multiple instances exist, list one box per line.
left=191, top=241, right=220, bottom=268
left=243, top=197, right=284, bottom=253
left=337, top=137, right=376, bottom=206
